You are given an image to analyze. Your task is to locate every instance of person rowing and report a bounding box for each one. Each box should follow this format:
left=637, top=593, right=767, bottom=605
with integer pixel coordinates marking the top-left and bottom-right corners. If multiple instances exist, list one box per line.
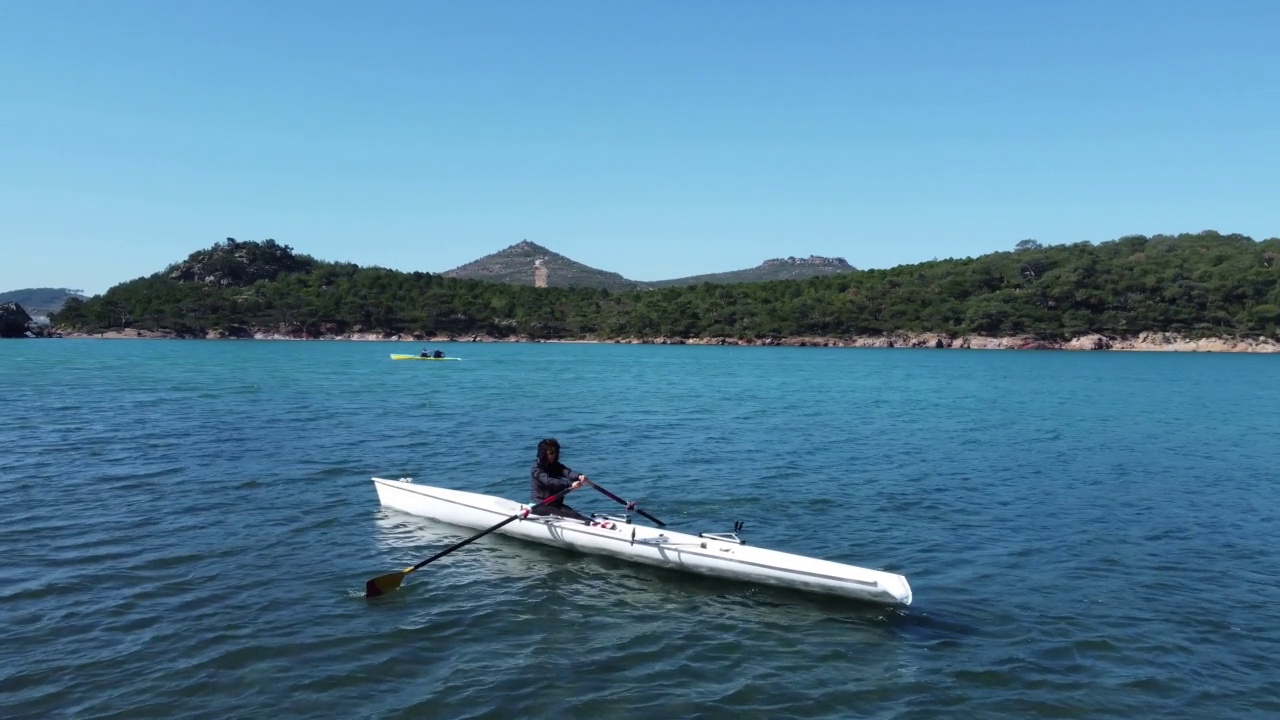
left=529, top=438, right=593, bottom=523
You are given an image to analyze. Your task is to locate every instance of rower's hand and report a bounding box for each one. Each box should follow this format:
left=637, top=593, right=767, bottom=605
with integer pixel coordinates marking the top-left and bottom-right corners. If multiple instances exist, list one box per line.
left=570, top=479, right=583, bottom=490
left=578, top=474, right=591, bottom=486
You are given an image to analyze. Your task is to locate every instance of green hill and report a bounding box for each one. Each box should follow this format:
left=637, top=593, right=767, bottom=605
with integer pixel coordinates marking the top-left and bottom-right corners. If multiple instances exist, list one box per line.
left=164, top=238, right=317, bottom=286
left=48, top=231, right=1280, bottom=343
left=443, top=240, right=646, bottom=292
left=0, top=288, right=89, bottom=316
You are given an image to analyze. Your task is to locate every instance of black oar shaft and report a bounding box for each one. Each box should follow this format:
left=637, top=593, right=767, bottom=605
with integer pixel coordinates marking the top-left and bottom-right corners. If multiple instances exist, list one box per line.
left=367, top=479, right=664, bottom=599
left=365, top=486, right=578, bottom=597
left=406, top=486, right=573, bottom=573
left=591, top=482, right=666, bottom=526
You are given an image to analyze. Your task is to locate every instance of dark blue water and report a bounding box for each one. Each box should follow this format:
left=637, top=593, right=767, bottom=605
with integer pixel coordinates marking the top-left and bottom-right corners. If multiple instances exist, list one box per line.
left=2, top=340, right=1278, bottom=719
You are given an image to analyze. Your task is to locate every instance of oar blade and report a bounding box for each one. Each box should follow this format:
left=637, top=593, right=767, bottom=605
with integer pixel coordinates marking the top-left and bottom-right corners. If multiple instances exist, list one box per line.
left=365, top=569, right=410, bottom=598
left=364, top=487, right=572, bottom=601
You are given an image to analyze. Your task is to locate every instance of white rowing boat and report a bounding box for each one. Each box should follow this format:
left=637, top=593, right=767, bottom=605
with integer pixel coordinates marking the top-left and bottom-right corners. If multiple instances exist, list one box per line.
left=371, top=477, right=912, bottom=606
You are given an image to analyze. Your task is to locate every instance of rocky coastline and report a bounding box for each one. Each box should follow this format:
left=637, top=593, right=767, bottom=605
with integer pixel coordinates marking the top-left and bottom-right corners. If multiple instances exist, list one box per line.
left=51, top=328, right=1280, bottom=353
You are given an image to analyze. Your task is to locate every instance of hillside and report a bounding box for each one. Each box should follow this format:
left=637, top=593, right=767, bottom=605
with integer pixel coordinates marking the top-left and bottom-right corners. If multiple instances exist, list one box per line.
left=164, top=238, right=316, bottom=286
left=0, top=288, right=89, bottom=316
left=443, top=240, right=646, bottom=292
left=49, top=231, right=1280, bottom=345
left=648, top=256, right=857, bottom=287
left=444, top=241, right=856, bottom=290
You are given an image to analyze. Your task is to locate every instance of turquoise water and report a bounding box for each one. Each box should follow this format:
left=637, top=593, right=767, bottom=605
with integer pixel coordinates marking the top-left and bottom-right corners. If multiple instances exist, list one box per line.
left=1, top=340, right=1278, bottom=719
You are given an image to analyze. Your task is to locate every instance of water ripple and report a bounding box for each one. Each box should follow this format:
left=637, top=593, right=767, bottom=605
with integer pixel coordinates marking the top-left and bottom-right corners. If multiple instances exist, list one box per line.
left=1, top=341, right=1278, bottom=719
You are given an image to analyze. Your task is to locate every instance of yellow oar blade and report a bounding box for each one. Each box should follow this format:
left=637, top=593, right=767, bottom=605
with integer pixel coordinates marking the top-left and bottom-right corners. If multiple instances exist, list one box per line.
left=365, top=567, right=414, bottom=598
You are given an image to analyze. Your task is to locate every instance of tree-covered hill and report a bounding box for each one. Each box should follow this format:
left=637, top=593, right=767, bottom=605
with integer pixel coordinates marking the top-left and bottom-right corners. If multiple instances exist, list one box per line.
left=51, top=231, right=1280, bottom=341
left=0, top=288, right=89, bottom=315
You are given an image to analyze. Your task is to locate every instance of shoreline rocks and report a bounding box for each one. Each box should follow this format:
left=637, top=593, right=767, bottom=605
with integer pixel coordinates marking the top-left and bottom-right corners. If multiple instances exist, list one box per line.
left=49, top=327, right=1280, bottom=352
left=1, top=302, right=38, bottom=338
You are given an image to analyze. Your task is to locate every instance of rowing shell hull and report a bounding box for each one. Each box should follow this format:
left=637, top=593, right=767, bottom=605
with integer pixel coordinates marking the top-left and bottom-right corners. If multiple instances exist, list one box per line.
left=389, top=354, right=461, bottom=361
left=371, top=477, right=912, bottom=606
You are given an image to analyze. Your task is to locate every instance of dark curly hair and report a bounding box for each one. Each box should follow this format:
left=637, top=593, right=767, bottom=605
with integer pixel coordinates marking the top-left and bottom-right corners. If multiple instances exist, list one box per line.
left=536, top=438, right=564, bottom=473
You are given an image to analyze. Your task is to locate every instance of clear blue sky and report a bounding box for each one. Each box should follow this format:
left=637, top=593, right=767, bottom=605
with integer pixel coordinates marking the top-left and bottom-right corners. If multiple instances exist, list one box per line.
left=2, top=1, right=1277, bottom=296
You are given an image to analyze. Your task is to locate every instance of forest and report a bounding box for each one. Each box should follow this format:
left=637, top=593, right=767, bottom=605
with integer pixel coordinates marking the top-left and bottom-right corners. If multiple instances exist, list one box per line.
left=51, top=232, right=1280, bottom=340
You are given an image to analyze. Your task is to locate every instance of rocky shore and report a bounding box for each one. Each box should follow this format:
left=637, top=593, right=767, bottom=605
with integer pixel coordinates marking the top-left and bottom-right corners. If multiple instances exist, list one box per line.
left=52, top=328, right=1280, bottom=352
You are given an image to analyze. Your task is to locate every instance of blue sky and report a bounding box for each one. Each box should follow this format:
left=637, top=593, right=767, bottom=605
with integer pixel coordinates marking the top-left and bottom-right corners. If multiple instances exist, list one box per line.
left=2, top=1, right=1277, bottom=295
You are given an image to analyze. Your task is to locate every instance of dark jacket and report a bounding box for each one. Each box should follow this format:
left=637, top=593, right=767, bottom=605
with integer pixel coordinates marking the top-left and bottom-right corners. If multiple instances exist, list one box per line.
left=531, top=461, right=579, bottom=505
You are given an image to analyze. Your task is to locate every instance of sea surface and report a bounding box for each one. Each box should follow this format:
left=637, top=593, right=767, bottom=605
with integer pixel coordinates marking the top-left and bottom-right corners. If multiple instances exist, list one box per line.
left=1, top=339, right=1278, bottom=719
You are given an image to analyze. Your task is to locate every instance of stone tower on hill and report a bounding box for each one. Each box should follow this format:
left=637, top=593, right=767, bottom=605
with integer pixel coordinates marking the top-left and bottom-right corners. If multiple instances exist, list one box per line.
left=443, top=240, right=645, bottom=291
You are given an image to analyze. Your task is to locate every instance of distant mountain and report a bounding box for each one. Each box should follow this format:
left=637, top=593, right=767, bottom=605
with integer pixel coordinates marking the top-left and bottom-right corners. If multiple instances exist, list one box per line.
left=443, top=242, right=857, bottom=290
left=646, top=256, right=857, bottom=287
left=444, top=240, right=647, bottom=292
left=0, top=287, right=89, bottom=315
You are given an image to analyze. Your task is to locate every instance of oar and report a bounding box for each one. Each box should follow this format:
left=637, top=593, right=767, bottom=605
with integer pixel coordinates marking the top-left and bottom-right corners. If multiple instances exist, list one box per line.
left=365, top=486, right=574, bottom=598
left=590, top=481, right=666, bottom=527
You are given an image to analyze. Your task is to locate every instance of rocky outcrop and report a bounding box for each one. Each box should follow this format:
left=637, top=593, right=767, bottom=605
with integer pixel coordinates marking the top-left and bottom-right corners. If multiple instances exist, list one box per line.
left=761, top=255, right=853, bottom=269
left=166, top=238, right=312, bottom=287
left=0, top=302, right=34, bottom=338
left=1064, top=334, right=1114, bottom=350
left=211, top=325, right=256, bottom=339
left=652, top=255, right=858, bottom=287
left=1106, top=332, right=1280, bottom=353
left=598, top=332, right=1280, bottom=352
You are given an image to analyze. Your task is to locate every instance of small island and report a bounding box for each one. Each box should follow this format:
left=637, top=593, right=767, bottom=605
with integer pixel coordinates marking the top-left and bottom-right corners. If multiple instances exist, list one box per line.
left=42, top=232, right=1280, bottom=352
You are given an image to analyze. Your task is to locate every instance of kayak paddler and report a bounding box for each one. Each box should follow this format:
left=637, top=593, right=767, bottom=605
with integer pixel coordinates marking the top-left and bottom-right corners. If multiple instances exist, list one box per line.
left=433, top=349, right=445, bottom=359
left=530, top=438, right=593, bottom=522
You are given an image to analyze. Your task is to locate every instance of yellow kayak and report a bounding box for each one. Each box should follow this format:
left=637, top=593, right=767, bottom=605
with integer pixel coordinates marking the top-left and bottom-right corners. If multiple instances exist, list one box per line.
left=390, top=354, right=462, bottom=361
